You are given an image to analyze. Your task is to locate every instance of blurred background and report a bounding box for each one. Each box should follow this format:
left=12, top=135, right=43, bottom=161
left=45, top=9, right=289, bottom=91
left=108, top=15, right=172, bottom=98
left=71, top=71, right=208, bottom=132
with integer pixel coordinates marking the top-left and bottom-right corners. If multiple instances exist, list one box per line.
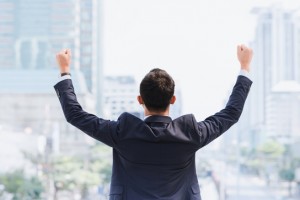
left=0, top=0, right=300, bottom=199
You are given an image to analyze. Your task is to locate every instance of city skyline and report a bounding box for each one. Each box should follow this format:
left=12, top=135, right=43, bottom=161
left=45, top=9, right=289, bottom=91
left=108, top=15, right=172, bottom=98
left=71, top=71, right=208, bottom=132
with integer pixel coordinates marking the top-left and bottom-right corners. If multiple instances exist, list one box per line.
left=1, top=0, right=299, bottom=119
left=0, top=0, right=299, bottom=199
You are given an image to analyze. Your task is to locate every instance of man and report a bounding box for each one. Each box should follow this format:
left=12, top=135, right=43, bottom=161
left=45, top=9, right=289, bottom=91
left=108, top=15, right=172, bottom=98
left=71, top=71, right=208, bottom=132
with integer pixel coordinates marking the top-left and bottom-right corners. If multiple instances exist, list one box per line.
left=54, top=45, right=253, bottom=200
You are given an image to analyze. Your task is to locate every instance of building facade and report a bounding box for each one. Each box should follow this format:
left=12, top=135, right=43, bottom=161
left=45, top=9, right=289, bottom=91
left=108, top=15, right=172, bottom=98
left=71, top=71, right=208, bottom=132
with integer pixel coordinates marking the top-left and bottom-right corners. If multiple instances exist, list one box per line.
left=237, top=6, right=300, bottom=149
left=0, top=70, right=95, bottom=157
left=0, top=0, right=102, bottom=156
left=103, top=76, right=143, bottom=120
left=265, top=81, right=300, bottom=140
left=0, top=0, right=101, bottom=94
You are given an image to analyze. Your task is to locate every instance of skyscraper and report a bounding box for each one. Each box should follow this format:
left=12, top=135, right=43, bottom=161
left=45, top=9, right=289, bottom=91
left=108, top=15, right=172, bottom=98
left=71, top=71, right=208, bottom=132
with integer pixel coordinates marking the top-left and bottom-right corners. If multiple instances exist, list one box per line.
left=0, top=0, right=101, bottom=93
left=79, top=0, right=102, bottom=94
left=265, top=81, right=300, bottom=140
left=0, top=0, right=102, bottom=155
left=0, top=1, right=15, bottom=69
left=103, top=76, right=143, bottom=120
left=252, top=6, right=299, bottom=89
left=240, top=5, right=300, bottom=147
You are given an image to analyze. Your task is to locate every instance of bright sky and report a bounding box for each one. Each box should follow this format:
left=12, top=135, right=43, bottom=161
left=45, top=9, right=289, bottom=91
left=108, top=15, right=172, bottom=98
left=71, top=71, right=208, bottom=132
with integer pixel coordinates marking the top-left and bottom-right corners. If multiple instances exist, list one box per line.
left=102, top=0, right=300, bottom=119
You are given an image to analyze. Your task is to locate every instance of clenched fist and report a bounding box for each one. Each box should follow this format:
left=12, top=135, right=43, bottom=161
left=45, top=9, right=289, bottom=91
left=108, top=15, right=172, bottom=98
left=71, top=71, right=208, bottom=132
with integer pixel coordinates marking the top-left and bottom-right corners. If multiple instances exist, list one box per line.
left=237, top=44, right=253, bottom=72
left=56, top=49, right=71, bottom=73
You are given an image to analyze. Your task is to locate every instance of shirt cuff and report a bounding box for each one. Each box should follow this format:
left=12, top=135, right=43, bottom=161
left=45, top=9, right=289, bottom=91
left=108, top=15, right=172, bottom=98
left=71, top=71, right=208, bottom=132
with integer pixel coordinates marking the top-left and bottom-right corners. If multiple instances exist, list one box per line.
left=239, top=69, right=251, bottom=81
left=57, top=74, right=71, bottom=84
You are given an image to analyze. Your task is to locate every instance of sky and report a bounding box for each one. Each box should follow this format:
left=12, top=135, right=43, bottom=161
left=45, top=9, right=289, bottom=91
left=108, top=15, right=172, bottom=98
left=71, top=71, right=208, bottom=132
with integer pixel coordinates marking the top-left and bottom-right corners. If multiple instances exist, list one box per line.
left=102, top=0, right=300, bottom=119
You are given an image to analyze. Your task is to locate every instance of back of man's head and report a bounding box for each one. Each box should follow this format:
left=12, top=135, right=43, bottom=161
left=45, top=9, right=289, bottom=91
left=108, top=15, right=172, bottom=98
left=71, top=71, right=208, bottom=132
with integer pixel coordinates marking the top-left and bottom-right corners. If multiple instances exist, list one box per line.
left=139, top=68, right=175, bottom=112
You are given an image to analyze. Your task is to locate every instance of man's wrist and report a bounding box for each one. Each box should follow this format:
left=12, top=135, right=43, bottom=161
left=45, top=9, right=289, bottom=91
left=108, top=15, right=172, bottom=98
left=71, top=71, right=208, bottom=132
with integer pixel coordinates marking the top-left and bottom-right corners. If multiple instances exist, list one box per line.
left=60, top=67, right=70, bottom=74
left=240, top=64, right=250, bottom=72
left=239, top=69, right=251, bottom=81
left=57, top=74, right=72, bottom=84
left=61, top=72, right=71, bottom=77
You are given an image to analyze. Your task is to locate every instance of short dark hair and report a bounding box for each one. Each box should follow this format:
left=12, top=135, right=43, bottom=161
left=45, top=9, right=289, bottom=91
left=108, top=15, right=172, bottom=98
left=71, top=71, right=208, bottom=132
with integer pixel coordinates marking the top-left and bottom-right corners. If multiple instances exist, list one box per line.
left=139, top=68, right=175, bottom=112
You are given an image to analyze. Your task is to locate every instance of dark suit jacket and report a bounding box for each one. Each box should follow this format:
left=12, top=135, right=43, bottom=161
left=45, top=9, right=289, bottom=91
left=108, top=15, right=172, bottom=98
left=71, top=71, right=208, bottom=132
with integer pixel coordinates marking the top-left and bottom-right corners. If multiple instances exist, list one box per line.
left=54, top=75, right=252, bottom=200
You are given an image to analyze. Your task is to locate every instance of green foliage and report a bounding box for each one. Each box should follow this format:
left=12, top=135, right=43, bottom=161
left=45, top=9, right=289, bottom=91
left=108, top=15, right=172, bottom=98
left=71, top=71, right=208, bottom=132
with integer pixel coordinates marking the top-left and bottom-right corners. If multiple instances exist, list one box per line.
left=257, top=140, right=285, bottom=159
left=98, top=162, right=112, bottom=184
left=279, top=168, right=295, bottom=182
left=240, top=146, right=252, bottom=157
left=240, top=140, right=285, bottom=177
left=0, top=170, right=44, bottom=200
left=291, top=158, right=300, bottom=169
left=243, top=159, right=262, bottom=175
left=51, top=155, right=102, bottom=193
left=89, top=144, right=112, bottom=184
left=21, top=143, right=113, bottom=199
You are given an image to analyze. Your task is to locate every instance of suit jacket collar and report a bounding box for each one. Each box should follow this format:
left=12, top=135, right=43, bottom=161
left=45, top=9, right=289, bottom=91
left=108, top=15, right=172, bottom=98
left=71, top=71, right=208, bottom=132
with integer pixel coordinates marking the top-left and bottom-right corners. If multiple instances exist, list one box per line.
left=144, top=115, right=172, bottom=123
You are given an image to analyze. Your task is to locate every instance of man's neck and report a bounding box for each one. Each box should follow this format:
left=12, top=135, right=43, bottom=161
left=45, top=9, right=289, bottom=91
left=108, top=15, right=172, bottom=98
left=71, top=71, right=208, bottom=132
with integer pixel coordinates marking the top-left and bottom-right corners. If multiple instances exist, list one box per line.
left=144, top=108, right=169, bottom=117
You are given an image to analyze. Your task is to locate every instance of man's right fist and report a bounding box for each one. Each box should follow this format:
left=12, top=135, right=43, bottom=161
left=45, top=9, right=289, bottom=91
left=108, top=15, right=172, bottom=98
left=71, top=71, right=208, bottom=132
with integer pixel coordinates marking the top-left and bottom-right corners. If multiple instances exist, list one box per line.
left=56, top=49, right=71, bottom=73
left=237, top=44, right=253, bottom=72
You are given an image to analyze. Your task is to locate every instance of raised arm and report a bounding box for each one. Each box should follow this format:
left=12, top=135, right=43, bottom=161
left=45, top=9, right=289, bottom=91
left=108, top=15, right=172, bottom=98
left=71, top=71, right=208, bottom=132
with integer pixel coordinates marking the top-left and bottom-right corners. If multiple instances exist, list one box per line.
left=196, top=45, right=253, bottom=148
left=54, top=49, right=119, bottom=147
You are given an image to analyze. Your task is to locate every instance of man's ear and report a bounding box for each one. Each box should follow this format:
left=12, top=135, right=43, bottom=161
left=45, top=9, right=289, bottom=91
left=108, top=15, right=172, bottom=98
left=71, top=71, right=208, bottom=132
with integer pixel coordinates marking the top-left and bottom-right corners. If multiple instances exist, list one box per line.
left=170, top=96, right=176, bottom=105
left=137, top=95, right=144, bottom=105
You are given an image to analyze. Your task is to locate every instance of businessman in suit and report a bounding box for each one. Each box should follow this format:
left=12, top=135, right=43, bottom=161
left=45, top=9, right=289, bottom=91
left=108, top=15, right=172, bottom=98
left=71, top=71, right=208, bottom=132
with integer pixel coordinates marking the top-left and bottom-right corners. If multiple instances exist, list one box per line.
left=54, top=45, right=253, bottom=200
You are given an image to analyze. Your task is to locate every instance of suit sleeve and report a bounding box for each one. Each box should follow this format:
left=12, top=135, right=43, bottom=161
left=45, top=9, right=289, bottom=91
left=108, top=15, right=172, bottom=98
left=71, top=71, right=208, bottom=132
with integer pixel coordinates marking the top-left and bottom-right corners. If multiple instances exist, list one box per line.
left=195, top=75, right=252, bottom=148
left=54, top=79, right=119, bottom=147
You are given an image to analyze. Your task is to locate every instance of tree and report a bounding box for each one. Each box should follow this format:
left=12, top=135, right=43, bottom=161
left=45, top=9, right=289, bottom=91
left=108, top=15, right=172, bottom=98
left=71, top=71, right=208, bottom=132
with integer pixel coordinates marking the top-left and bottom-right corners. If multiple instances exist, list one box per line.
left=89, top=144, right=112, bottom=185
left=251, top=140, right=285, bottom=184
left=0, top=170, right=44, bottom=200
left=279, top=168, right=295, bottom=196
left=49, top=144, right=113, bottom=199
left=23, top=143, right=113, bottom=200
left=257, top=140, right=285, bottom=159
left=50, top=156, right=101, bottom=200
